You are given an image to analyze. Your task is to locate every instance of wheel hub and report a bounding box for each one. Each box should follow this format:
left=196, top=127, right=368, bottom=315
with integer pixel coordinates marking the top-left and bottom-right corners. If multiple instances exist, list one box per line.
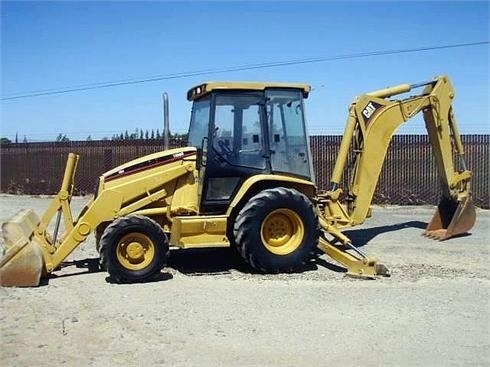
left=126, top=242, right=145, bottom=260
left=261, top=209, right=304, bottom=255
left=264, top=214, right=293, bottom=247
left=116, top=233, right=155, bottom=270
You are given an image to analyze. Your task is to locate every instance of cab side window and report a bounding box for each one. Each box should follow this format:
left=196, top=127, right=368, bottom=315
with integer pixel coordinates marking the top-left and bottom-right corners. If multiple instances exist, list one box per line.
left=213, top=94, right=266, bottom=169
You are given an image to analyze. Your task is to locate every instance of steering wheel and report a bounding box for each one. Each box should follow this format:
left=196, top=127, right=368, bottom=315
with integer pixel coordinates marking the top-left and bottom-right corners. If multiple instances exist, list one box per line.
left=217, top=140, right=233, bottom=156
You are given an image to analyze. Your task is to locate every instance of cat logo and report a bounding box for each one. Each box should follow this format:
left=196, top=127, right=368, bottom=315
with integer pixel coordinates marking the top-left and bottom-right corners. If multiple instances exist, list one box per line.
left=361, top=101, right=383, bottom=123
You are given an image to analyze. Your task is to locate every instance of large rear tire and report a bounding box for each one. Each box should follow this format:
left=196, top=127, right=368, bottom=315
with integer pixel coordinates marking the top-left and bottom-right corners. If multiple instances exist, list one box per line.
left=233, top=187, right=319, bottom=273
left=99, top=215, right=169, bottom=283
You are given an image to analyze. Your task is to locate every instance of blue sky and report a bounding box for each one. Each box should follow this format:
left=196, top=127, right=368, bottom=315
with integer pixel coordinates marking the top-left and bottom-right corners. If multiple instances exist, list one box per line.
left=1, top=1, right=489, bottom=141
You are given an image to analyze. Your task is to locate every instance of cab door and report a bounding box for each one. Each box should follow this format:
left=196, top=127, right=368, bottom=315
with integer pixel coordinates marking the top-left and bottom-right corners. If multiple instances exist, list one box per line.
left=187, top=96, right=212, bottom=208
left=201, top=92, right=269, bottom=214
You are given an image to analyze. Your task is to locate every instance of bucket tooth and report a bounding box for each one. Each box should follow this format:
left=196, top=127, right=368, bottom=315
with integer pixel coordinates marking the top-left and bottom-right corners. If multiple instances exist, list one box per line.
left=0, top=209, right=45, bottom=287
left=423, top=229, right=446, bottom=240
left=424, top=196, right=476, bottom=241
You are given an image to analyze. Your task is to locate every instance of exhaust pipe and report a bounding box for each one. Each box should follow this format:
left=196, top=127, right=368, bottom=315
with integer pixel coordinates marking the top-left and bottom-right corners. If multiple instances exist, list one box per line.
left=163, top=92, right=170, bottom=150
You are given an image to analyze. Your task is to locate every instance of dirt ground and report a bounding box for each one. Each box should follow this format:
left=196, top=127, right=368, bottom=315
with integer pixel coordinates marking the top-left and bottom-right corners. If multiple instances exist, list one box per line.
left=0, top=194, right=488, bottom=367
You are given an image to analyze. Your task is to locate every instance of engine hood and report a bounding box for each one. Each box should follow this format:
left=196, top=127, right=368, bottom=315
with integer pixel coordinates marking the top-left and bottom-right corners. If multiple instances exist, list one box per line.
left=101, top=147, right=197, bottom=183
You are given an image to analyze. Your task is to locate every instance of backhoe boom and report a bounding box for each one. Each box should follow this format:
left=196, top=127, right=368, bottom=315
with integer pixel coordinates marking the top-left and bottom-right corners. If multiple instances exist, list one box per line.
left=319, top=75, right=475, bottom=238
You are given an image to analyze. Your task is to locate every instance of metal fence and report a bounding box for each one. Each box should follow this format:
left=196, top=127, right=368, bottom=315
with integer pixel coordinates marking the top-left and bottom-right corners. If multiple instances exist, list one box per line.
left=1, top=135, right=488, bottom=208
left=310, top=135, right=488, bottom=208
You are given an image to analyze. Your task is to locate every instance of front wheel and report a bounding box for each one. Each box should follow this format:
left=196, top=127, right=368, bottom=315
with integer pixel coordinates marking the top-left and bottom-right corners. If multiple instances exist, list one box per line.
left=233, top=187, right=319, bottom=273
left=99, top=215, right=169, bottom=283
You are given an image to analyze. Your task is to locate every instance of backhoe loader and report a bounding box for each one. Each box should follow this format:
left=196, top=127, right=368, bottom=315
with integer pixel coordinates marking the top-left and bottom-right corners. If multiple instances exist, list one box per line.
left=0, top=75, right=476, bottom=286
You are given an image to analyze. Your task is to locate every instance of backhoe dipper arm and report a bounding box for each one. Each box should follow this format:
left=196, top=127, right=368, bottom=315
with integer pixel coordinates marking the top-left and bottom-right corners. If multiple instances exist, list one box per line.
left=321, top=75, right=474, bottom=233
left=315, top=75, right=475, bottom=278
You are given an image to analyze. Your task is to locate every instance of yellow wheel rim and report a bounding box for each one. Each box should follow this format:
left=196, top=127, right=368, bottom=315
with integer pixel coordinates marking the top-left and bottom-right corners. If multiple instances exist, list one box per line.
left=116, top=233, right=155, bottom=271
left=261, top=209, right=304, bottom=255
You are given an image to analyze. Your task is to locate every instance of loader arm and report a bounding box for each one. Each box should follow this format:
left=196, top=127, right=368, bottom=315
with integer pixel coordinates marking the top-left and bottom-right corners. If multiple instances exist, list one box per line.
left=0, top=152, right=196, bottom=286
left=319, top=75, right=475, bottom=236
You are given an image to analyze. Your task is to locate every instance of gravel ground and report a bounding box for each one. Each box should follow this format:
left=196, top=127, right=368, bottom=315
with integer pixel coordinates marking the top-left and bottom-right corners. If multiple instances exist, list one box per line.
left=0, top=194, right=489, bottom=367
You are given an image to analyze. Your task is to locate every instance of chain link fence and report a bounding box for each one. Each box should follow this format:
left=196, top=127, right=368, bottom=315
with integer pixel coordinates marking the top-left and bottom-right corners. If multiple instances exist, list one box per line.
left=1, top=135, right=488, bottom=208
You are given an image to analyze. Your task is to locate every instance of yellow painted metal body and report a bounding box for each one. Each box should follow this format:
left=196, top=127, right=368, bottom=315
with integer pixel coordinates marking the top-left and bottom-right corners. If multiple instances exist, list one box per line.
left=0, top=75, right=475, bottom=286
left=320, top=76, right=474, bottom=234
left=261, top=209, right=304, bottom=256
left=0, top=148, right=201, bottom=285
left=313, top=76, right=474, bottom=277
left=227, top=174, right=316, bottom=215
left=170, top=216, right=229, bottom=248
left=0, top=144, right=318, bottom=285
left=116, top=232, right=156, bottom=271
left=187, top=81, right=311, bottom=101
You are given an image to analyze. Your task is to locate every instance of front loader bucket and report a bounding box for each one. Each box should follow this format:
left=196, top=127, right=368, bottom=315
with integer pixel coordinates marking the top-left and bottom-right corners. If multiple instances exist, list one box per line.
left=0, top=209, right=45, bottom=287
left=424, top=196, right=476, bottom=241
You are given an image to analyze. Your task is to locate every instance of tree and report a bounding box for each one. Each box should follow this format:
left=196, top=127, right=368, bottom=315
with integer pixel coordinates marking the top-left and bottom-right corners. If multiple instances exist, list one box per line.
left=173, top=132, right=188, bottom=141
left=145, top=130, right=149, bottom=140
left=150, top=129, right=155, bottom=139
left=156, top=129, right=161, bottom=140
left=131, top=128, right=139, bottom=140
left=0, top=137, right=11, bottom=144
left=56, top=133, right=69, bottom=142
left=86, top=135, right=92, bottom=141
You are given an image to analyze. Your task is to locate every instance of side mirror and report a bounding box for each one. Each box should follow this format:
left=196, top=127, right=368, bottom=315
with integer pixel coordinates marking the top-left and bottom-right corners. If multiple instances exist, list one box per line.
left=198, top=137, right=208, bottom=167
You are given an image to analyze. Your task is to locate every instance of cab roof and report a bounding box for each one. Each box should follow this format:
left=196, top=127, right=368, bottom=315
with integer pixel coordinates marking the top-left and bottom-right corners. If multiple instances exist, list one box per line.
left=187, top=81, right=311, bottom=101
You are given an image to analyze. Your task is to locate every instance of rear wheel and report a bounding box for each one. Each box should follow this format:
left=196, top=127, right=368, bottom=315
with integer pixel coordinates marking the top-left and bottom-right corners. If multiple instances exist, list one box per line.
left=233, top=187, right=319, bottom=273
left=99, top=215, right=169, bottom=283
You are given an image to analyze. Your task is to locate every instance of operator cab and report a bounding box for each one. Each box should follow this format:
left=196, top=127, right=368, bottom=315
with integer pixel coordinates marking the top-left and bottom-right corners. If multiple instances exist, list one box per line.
left=187, top=81, right=313, bottom=213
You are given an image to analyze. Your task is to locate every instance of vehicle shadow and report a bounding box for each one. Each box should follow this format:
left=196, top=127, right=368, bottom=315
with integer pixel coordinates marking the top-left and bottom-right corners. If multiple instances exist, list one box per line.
left=43, top=251, right=344, bottom=283
left=310, top=220, right=429, bottom=275
left=47, top=258, right=174, bottom=285
left=167, top=247, right=254, bottom=275
left=341, top=220, right=428, bottom=248
left=44, top=221, right=428, bottom=284
left=168, top=247, right=340, bottom=276
left=42, top=258, right=104, bottom=286
left=43, top=250, right=247, bottom=285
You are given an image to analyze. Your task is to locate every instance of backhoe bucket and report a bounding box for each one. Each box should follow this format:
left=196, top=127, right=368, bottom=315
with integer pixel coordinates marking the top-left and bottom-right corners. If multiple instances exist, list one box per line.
left=0, top=209, right=45, bottom=287
left=424, top=196, right=476, bottom=240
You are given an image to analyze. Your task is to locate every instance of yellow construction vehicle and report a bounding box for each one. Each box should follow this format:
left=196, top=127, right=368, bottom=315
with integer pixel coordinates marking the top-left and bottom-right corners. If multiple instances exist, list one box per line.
left=0, top=75, right=476, bottom=286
